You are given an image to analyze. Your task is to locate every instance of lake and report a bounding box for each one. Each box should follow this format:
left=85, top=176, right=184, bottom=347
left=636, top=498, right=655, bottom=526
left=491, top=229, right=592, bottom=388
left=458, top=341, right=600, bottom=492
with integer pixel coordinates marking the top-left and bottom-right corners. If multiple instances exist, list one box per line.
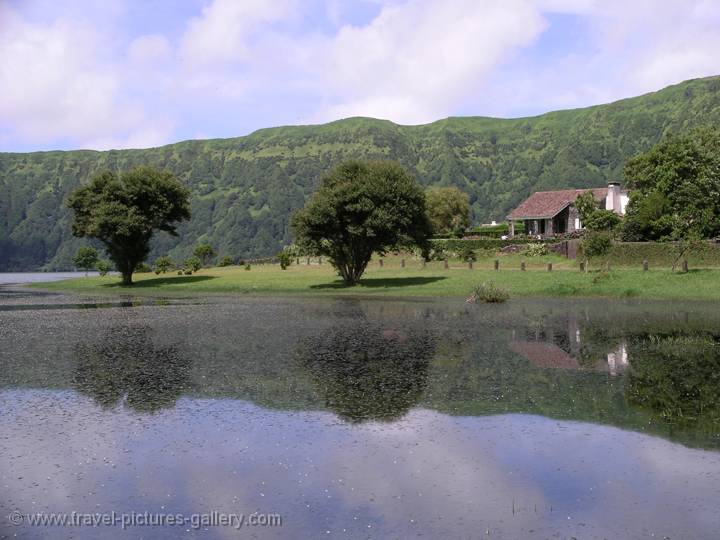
left=0, top=272, right=100, bottom=285
left=1, top=287, right=719, bottom=538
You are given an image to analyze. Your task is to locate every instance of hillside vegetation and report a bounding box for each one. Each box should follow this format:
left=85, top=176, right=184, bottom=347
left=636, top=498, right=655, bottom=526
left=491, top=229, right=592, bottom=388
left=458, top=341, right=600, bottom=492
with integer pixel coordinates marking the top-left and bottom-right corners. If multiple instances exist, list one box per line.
left=2, top=75, right=720, bottom=270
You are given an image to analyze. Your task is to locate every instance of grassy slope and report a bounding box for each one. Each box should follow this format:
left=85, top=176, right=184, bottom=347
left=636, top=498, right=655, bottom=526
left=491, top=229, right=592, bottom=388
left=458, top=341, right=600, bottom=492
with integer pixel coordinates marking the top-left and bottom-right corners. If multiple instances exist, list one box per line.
left=32, top=254, right=720, bottom=300
left=3, top=75, right=720, bottom=271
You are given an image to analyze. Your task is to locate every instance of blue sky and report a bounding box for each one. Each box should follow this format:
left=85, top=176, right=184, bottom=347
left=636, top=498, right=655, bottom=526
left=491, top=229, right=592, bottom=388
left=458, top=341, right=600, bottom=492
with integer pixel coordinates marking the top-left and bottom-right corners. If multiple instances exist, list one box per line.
left=1, top=0, right=719, bottom=152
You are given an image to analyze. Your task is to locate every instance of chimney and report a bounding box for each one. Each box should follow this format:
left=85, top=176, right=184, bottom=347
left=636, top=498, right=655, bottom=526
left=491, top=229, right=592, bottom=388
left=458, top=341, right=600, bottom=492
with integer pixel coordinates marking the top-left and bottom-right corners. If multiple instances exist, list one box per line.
left=607, top=182, right=621, bottom=214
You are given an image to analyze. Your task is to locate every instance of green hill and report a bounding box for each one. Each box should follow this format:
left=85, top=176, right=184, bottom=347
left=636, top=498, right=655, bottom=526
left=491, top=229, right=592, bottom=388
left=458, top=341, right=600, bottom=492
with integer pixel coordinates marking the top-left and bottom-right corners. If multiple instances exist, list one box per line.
left=2, top=75, right=720, bottom=271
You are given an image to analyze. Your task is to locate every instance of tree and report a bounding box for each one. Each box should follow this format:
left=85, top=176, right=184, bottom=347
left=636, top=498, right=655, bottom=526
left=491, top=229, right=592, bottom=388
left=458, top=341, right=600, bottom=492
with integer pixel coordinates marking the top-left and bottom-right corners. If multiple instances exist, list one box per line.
left=193, top=243, right=216, bottom=267
left=218, top=255, right=234, bottom=267
left=575, top=191, right=601, bottom=223
left=583, top=209, right=621, bottom=232
left=291, top=160, right=431, bottom=285
left=67, top=167, right=190, bottom=286
left=277, top=251, right=292, bottom=270
left=96, top=260, right=111, bottom=276
left=575, top=191, right=621, bottom=232
left=623, top=127, right=720, bottom=242
left=72, top=246, right=99, bottom=275
left=425, top=186, right=470, bottom=236
left=154, top=256, right=173, bottom=274
left=185, top=256, right=202, bottom=272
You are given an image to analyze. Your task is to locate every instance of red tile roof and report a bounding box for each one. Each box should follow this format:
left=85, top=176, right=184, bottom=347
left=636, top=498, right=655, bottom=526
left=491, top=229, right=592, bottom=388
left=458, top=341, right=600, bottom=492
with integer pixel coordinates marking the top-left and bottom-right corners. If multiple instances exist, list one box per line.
left=507, top=188, right=608, bottom=220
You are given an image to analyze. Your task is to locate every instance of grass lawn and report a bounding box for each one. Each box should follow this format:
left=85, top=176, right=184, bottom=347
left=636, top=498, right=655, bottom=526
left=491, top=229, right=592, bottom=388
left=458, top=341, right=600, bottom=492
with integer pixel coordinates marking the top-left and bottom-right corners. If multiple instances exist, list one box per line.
left=30, top=253, right=720, bottom=300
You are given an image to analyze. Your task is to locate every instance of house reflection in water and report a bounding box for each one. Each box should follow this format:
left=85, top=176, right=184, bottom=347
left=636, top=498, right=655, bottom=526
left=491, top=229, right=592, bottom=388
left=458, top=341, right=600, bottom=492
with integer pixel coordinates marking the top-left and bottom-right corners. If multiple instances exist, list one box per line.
left=509, top=316, right=628, bottom=375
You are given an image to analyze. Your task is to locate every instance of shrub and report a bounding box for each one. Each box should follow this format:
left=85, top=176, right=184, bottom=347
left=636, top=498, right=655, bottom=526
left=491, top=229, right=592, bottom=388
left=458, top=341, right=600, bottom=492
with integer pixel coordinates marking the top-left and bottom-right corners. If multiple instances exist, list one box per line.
left=184, top=256, right=201, bottom=272
left=278, top=251, right=292, bottom=270
left=218, top=255, right=234, bottom=267
left=523, top=243, right=548, bottom=257
left=177, top=270, right=183, bottom=275
left=467, top=282, right=510, bottom=304
left=584, top=209, right=621, bottom=232
left=193, top=243, right=216, bottom=267
left=582, top=232, right=613, bottom=258
left=459, top=246, right=477, bottom=262
left=135, top=262, right=152, bottom=273
left=96, top=259, right=111, bottom=276
left=72, top=246, right=99, bottom=274
left=184, top=269, right=193, bottom=275
left=154, top=256, right=173, bottom=274
left=244, top=264, right=251, bottom=271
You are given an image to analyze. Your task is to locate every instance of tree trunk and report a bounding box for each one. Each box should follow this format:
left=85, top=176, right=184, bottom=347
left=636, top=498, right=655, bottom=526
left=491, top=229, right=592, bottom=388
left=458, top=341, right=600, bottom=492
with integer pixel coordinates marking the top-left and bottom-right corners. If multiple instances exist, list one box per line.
left=121, top=270, right=133, bottom=286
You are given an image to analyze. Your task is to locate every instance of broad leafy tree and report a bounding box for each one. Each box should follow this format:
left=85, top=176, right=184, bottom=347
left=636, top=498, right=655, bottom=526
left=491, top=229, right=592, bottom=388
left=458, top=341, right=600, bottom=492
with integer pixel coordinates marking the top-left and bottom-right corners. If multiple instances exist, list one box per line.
left=292, top=160, right=431, bottom=285
left=72, top=246, right=99, bottom=275
left=67, top=167, right=191, bottom=285
left=425, top=186, right=470, bottom=236
left=154, top=256, right=173, bottom=274
left=622, top=127, right=720, bottom=242
left=193, top=243, right=216, bottom=266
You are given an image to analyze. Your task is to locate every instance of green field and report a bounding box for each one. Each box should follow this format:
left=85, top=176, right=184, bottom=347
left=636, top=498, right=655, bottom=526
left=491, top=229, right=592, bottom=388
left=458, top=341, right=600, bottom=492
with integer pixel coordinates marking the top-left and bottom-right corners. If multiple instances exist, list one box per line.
left=32, top=253, right=720, bottom=300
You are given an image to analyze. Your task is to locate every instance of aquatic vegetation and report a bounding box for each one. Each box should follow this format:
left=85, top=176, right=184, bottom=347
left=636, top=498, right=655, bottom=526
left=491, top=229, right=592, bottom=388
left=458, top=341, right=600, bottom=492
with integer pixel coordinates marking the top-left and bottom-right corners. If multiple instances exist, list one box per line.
left=467, top=282, right=510, bottom=303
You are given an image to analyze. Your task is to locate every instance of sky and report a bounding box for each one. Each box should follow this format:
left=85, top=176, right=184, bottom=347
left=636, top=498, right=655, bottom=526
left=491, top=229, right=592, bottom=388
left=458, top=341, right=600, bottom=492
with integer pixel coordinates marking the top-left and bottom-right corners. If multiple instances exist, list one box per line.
left=1, top=0, right=719, bottom=152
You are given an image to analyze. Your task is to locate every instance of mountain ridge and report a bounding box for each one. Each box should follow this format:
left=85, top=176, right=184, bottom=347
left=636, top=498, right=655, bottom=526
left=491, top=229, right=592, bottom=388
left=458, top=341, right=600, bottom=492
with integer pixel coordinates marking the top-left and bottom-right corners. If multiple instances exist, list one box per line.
left=1, top=75, right=719, bottom=271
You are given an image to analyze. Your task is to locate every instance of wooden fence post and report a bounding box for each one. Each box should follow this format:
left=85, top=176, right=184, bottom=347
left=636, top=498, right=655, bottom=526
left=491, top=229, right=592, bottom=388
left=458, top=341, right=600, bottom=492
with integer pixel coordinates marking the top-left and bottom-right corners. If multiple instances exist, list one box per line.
left=401, top=259, right=405, bottom=268
left=306, top=257, right=310, bottom=265
left=318, top=257, right=322, bottom=265
left=643, top=259, right=648, bottom=271
left=422, top=259, right=426, bottom=269
left=444, top=259, right=449, bottom=269
left=468, top=261, right=473, bottom=270
left=579, top=261, right=585, bottom=272
left=547, top=262, right=552, bottom=272
left=494, top=259, right=499, bottom=270
left=682, top=260, right=688, bottom=273
left=379, top=258, right=383, bottom=267
left=296, top=258, right=300, bottom=266
left=521, top=261, right=526, bottom=271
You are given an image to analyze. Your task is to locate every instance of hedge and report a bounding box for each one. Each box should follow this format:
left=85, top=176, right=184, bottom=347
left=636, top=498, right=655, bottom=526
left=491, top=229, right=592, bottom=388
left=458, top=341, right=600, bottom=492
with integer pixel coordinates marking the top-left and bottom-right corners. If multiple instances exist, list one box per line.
left=601, top=242, right=720, bottom=267
left=429, top=236, right=553, bottom=252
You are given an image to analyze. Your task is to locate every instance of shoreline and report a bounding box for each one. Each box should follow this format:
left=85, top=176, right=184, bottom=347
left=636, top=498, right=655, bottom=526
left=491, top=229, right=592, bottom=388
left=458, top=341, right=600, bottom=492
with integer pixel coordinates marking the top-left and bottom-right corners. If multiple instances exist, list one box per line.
left=21, top=262, right=720, bottom=302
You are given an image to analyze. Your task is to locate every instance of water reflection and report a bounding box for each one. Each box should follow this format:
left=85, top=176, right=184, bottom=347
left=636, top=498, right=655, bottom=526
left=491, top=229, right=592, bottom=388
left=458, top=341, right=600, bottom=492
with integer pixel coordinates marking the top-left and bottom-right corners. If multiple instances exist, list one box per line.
left=626, top=333, right=720, bottom=433
left=1, top=297, right=720, bottom=448
left=73, top=322, right=191, bottom=412
left=3, top=297, right=720, bottom=538
left=297, top=305, right=435, bottom=422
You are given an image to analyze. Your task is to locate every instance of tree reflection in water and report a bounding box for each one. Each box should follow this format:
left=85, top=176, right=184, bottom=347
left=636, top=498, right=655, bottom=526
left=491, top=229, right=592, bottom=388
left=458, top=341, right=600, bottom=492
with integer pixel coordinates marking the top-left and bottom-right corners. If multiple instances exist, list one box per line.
left=73, top=323, right=191, bottom=412
left=626, top=333, right=720, bottom=431
left=297, top=306, right=436, bottom=423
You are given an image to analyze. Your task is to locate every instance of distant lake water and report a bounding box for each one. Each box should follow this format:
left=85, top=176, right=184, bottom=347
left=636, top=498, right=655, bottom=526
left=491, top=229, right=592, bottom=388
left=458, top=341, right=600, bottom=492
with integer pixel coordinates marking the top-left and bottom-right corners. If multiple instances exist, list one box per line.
left=1, top=291, right=720, bottom=538
left=0, top=272, right=98, bottom=285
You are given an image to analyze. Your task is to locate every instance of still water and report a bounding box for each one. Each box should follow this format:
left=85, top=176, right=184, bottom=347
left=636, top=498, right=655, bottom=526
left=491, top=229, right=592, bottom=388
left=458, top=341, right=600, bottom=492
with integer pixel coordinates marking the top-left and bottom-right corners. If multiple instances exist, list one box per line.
left=1, top=288, right=719, bottom=539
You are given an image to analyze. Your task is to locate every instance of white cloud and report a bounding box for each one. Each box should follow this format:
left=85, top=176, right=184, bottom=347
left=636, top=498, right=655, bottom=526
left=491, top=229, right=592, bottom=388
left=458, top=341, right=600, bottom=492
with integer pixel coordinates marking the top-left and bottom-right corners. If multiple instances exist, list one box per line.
left=312, top=0, right=547, bottom=123
left=2, top=0, right=719, bottom=151
left=0, top=4, right=171, bottom=150
left=128, top=34, right=171, bottom=65
left=179, top=0, right=296, bottom=67
left=471, top=0, right=720, bottom=117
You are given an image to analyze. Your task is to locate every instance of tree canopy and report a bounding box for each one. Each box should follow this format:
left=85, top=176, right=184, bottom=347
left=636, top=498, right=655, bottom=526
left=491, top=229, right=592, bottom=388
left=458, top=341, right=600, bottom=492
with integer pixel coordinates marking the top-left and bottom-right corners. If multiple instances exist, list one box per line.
left=291, top=160, right=431, bottom=285
left=67, top=167, right=191, bottom=285
left=622, top=127, right=720, bottom=241
left=425, top=186, right=470, bottom=236
left=72, top=246, right=99, bottom=274
left=193, top=243, right=216, bottom=266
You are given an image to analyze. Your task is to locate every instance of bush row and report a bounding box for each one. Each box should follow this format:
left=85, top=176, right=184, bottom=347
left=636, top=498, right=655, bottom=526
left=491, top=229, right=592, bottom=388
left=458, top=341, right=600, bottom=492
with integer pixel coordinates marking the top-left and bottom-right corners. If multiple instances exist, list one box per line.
left=429, top=236, right=553, bottom=252
left=603, top=242, right=720, bottom=266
